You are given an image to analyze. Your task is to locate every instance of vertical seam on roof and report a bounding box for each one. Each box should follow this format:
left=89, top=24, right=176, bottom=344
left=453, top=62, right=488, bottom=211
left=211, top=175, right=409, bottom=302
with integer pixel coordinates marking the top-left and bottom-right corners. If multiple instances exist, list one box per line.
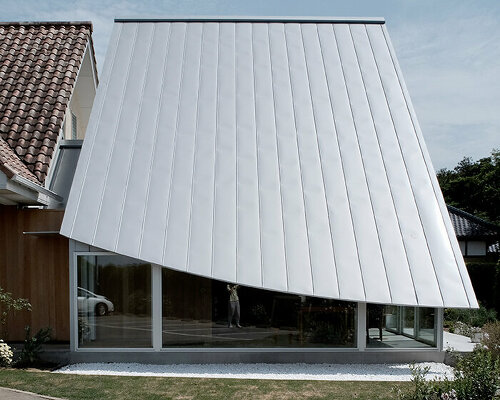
left=186, top=23, right=205, bottom=273
left=380, top=25, right=445, bottom=307
left=234, top=22, right=239, bottom=283
left=210, top=23, right=221, bottom=278
left=364, top=24, right=418, bottom=304
left=68, top=23, right=123, bottom=238
left=138, top=23, right=173, bottom=258
left=316, top=24, right=347, bottom=299
left=162, top=23, right=189, bottom=265
left=251, top=24, right=264, bottom=287
left=283, top=23, right=315, bottom=294
left=114, top=23, right=155, bottom=252
left=91, top=24, right=139, bottom=244
left=329, top=24, right=368, bottom=301
left=382, top=25, right=470, bottom=307
left=300, top=24, right=340, bottom=298
left=317, top=24, right=364, bottom=301
left=347, top=24, right=393, bottom=303
left=267, top=24, right=289, bottom=291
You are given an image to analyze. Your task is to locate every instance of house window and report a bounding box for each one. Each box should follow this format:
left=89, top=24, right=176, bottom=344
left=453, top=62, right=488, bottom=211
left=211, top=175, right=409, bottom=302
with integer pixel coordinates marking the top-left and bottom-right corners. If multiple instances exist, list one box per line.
left=366, top=304, right=437, bottom=348
left=77, top=254, right=152, bottom=348
left=71, top=112, right=77, bottom=139
left=161, top=268, right=357, bottom=348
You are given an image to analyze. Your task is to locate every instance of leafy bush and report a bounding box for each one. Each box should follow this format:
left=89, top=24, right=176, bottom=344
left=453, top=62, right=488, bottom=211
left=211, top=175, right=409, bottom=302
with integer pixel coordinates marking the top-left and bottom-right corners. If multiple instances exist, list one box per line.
left=482, top=321, right=500, bottom=360
left=0, top=339, right=13, bottom=367
left=0, top=287, right=31, bottom=339
left=395, top=349, right=500, bottom=400
left=451, top=347, right=500, bottom=400
left=452, top=321, right=482, bottom=339
left=445, top=305, right=497, bottom=331
left=392, top=364, right=441, bottom=400
left=15, top=326, right=51, bottom=367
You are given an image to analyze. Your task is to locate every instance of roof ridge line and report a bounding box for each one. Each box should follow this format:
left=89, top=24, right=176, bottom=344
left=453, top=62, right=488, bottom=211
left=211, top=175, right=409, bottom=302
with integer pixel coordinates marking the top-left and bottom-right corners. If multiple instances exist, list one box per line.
left=0, top=21, right=93, bottom=29
left=447, top=205, right=500, bottom=231
left=115, top=16, right=385, bottom=24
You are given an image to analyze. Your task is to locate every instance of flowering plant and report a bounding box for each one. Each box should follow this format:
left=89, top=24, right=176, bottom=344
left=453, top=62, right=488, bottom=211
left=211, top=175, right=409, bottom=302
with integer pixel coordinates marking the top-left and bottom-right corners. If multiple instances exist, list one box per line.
left=0, top=339, right=13, bottom=366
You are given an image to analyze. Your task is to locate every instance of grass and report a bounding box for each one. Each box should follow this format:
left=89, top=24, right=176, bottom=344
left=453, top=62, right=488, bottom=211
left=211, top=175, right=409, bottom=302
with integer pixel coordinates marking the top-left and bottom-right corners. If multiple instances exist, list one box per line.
left=0, top=368, right=409, bottom=399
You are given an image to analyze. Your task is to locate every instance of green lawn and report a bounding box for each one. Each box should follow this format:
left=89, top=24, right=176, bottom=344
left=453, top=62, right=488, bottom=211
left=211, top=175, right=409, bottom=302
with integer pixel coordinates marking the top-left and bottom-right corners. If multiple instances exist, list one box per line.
left=0, top=368, right=408, bottom=399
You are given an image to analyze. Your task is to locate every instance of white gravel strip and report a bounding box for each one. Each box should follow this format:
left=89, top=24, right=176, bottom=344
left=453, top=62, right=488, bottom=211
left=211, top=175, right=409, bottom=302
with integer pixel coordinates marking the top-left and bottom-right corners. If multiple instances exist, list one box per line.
left=55, top=362, right=454, bottom=381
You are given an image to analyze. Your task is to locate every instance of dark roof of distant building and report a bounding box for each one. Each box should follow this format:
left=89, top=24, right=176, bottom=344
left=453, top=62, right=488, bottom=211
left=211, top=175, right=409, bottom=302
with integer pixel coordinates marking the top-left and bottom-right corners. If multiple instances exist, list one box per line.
left=448, top=205, right=500, bottom=240
left=0, top=22, right=94, bottom=184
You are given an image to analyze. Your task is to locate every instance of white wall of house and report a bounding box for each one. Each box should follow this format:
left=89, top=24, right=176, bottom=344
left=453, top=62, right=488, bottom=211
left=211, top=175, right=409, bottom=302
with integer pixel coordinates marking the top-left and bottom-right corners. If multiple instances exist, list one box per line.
left=63, top=46, right=97, bottom=141
left=458, top=240, right=487, bottom=257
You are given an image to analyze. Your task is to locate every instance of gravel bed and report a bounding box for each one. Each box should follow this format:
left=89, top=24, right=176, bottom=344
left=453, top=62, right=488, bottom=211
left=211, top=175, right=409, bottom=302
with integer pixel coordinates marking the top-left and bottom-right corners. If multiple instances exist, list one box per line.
left=55, top=362, right=454, bottom=381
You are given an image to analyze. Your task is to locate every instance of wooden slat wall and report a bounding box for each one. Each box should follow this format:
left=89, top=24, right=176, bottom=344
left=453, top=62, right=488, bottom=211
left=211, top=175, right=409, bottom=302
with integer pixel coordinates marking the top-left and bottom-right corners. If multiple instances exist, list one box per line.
left=0, top=206, right=69, bottom=341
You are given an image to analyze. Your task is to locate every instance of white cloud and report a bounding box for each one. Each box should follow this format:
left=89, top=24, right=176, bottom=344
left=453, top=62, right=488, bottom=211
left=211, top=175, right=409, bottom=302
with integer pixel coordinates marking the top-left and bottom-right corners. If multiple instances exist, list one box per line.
left=1, top=0, right=498, bottom=169
left=390, top=10, right=500, bottom=169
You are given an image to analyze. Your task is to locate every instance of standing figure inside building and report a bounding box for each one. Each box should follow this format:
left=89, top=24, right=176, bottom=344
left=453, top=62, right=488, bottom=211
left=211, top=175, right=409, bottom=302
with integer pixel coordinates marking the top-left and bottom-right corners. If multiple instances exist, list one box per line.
left=227, top=284, right=241, bottom=328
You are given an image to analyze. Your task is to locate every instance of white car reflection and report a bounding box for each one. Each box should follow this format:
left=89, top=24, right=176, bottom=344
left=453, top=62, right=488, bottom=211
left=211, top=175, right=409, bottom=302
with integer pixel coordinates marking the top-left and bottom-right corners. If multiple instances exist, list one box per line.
left=77, top=287, right=114, bottom=316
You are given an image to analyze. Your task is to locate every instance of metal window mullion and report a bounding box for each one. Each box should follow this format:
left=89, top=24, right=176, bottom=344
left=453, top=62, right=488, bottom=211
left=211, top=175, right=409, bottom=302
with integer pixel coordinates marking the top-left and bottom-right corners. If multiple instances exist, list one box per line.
left=152, top=264, right=162, bottom=351
left=357, top=302, right=366, bottom=351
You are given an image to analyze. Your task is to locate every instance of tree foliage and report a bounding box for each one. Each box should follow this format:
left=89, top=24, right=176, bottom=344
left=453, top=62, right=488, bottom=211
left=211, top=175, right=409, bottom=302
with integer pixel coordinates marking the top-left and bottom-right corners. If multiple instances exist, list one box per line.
left=437, top=149, right=500, bottom=225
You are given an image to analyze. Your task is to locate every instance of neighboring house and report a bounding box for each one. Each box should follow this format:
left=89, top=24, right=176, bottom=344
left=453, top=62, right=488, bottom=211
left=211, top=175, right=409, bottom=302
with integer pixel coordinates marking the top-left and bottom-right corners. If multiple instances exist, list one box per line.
left=448, top=205, right=499, bottom=258
left=0, top=22, right=98, bottom=341
left=448, top=205, right=500, bottom=313
left=60, top=16, right=477, bottom=364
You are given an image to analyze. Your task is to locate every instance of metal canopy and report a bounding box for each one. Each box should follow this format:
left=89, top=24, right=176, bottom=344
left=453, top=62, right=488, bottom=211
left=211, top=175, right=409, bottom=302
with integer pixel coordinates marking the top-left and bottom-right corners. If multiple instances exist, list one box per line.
left=61, top=19, right=477, bottom=308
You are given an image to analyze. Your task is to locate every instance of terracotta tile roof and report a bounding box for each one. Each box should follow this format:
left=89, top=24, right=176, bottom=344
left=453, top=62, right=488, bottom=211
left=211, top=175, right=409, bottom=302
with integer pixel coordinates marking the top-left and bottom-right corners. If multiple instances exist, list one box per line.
left=0, top=136, right=38, bottom=182
left=0, top=22, right=93, bottom=184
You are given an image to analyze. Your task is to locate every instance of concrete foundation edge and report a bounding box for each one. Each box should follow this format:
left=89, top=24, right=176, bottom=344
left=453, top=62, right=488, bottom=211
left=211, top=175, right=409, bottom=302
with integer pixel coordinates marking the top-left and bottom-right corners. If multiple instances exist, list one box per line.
left=68, top=350, right=445, bottom=365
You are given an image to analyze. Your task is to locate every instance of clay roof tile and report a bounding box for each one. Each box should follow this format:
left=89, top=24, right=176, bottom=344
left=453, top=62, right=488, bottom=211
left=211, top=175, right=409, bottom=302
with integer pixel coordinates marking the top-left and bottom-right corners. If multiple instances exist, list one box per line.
left=0, top=22, right=93, bottom=183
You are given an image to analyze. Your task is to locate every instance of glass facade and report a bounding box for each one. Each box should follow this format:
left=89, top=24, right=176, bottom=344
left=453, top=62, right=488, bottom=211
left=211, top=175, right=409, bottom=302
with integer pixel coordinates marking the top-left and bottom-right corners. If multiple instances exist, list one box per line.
left=77, top=255, right=152, bottom=348
left=74, top=253, right=440, bottom=351
left=366, top=304, right=437, bottom=348
left=161, top=269, right=356, bottom=348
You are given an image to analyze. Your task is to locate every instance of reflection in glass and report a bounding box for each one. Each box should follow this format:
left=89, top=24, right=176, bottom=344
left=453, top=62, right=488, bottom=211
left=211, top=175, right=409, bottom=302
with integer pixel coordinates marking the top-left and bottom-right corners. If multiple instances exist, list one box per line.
left=367, top=304, right=437, bottom=348
left=77, top=255, right=152, bottom=348
left=162, top=268, right=356, bottom=348
left=417, top=308, right=436, bottom=344
left=403, top=307, right=415, bottom=336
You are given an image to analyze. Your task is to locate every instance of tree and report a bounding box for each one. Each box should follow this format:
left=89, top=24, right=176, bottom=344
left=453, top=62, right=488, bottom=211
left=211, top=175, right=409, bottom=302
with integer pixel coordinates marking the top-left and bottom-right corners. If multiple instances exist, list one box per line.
left=437, top=149, right=500, bottom=226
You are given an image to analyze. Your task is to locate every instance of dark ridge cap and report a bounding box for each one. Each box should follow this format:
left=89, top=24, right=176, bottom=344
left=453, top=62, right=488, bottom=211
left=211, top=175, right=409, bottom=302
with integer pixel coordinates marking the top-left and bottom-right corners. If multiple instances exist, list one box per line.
left=0, top=21, right=93, bottom=32
left=447, top=205, right=500, bottom=233
left=115, top=16, right=385, bottom=24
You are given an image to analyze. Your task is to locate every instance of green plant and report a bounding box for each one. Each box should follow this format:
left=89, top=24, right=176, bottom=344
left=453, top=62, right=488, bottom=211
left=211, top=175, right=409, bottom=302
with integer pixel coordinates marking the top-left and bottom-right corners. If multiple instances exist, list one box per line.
left=392, top=364, right=440, bottom=400
left=395, top=349, right=500, bottom=400
left=452, top=347, right=500, bottom=400
left=0, top=287, right=31, bottom=339
left=0, top=339, right=13, bottom=367
left=15, top=326, right=51, bottom=367
left=482, top=321, right=500, bottom=360
left=444, top=305, right=497, bottom=330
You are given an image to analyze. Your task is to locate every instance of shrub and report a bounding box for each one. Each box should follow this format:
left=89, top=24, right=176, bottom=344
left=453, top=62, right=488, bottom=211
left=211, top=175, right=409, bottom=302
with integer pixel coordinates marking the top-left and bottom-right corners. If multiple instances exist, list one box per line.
left=445, top=305, right=497, bottom=332
left=15, top=326, right=51, bottom=367
left=0, top=287, right=31, bottom=339
left=482, top=321, right=500, bottom=361
left=0, top=339, right=13, bottom=367
left=452, top=347, right=500, bottom=400
left=395, top=349, right=500, bottom=400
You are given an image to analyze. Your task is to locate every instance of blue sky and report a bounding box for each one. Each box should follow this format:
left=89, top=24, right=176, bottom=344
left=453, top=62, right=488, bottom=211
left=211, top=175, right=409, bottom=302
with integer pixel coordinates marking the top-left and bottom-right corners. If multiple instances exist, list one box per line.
left=3, top=0, right=499, bottom=169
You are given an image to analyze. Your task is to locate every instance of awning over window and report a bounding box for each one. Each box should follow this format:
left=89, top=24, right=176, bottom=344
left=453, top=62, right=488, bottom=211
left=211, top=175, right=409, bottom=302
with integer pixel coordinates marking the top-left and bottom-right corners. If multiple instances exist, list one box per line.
left=61, top=17, right=477, bottom=308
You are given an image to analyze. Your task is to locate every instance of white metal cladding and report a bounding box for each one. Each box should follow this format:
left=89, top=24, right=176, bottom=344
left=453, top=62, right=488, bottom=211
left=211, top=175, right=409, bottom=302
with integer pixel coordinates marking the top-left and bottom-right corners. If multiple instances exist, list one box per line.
left=61, top=18, right=478, bottom=308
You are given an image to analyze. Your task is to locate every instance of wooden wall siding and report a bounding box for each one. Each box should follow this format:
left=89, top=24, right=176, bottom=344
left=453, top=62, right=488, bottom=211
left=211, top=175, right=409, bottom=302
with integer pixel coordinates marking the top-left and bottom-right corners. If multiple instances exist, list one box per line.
left=0, top=206, right=69, bottom=341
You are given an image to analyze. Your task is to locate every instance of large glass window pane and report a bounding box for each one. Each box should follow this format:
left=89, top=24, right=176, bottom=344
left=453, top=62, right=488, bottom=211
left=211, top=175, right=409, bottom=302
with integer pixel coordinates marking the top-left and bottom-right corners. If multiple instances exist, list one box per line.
left=162, top=269, right=356, bottom=348
left=403, top=307, right=415, bottom=336
left=416, top=308, right=436, bottom=344
left=77, top=255, right=152, bottom=348
left=367, top=304, right=437, bottom=348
